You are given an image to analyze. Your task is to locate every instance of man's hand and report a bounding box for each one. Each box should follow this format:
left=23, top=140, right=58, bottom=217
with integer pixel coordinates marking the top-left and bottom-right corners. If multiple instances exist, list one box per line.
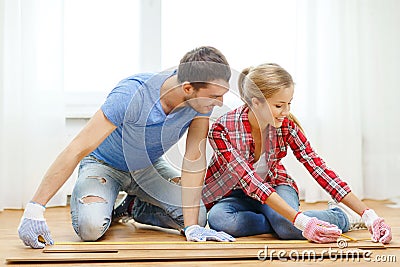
left=18, top=202, right=54, bottom=249
left=184, top=225, right=235, bottom=242
left=294, top=212, right=342, bottom=243
left=362, top=209, right=392, bottom=244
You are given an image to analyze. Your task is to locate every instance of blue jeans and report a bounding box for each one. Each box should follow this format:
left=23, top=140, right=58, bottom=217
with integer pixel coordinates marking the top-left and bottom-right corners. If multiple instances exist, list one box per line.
left=70, top=156, right=207, bottom=241
left=207, top=185, right=349, bottom=238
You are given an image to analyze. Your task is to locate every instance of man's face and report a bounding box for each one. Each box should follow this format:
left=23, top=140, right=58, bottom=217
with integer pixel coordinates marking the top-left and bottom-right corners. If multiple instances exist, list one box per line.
left=185, top=79, right=229, bottom=114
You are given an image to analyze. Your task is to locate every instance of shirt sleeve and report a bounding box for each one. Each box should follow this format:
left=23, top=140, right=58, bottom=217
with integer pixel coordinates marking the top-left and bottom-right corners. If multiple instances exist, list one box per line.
left=207, top=122, right=276, bottom=203
left=101, top=79, right=143, bottom=126
left=196, top=110, right=213, bottom=118
left=286, top=121, right=351, bottom=201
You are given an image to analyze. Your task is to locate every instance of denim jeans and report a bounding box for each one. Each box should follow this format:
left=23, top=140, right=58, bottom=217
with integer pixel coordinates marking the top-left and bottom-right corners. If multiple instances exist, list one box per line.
left=207, top=185, right=349, bottom=238
left=70, top=156, right=207, bottom=241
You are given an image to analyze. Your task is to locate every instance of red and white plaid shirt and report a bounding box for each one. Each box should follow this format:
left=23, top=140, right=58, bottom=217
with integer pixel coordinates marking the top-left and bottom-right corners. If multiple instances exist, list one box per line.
left=203, top=105, right=351, bottom=209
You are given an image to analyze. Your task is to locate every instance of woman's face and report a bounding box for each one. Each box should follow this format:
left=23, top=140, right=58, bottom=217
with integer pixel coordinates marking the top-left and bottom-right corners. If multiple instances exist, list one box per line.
left=266, top=85, right=294, bottom=128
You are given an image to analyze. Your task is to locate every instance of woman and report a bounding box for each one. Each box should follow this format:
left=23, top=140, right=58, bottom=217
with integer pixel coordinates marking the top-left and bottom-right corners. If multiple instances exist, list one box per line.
left=203, top=63, right=392, bottom=243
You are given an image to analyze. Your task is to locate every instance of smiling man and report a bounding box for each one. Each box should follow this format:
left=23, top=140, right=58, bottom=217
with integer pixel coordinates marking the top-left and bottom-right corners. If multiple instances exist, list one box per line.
left=18, top=46, right=235, bottom=248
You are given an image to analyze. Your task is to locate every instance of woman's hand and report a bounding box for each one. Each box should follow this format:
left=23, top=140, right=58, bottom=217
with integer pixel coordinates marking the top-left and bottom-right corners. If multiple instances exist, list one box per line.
left=362, top=209, right=392, bottom=244
left=294, top=212, right=342, bottom=243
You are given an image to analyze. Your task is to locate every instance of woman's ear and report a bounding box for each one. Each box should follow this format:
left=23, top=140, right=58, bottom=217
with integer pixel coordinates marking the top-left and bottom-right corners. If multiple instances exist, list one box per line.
left=251, top=97, right=262, bottom=108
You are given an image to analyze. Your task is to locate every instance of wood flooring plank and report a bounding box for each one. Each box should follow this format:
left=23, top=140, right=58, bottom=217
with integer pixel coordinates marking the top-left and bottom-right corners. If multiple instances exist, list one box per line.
left=2, top=199, right=399, bottom=266
left=42, top=240, right=385, bottom=253
left=7, top=247, right=371, bottom=263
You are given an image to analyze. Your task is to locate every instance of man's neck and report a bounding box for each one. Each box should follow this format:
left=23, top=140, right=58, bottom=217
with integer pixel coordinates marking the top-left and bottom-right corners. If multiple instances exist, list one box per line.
left=160, top=75, right=185, bottom=115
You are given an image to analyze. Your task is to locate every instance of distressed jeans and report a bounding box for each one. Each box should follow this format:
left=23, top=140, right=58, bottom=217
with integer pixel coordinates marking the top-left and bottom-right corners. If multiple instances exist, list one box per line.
left=207, top=185, right=349, bottom=238
left=70, top=156, right=206, bottom=241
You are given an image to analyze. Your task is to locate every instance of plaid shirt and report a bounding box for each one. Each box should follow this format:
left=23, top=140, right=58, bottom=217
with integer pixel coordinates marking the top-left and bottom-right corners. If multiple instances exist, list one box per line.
left=203, top=105, right=351, bottom=209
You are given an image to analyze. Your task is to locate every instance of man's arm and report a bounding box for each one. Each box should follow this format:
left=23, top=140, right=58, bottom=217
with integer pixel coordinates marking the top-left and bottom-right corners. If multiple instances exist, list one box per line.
left=181, top=116, right=208, bottom=227
left=180, top=117, right=235, bottom=242
left=32, top=109, right=117, bottom=205
left=19, top=109, right=117, bottom=248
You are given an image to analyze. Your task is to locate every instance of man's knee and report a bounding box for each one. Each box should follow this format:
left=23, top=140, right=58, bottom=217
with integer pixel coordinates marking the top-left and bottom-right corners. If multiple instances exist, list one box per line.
left=198, top=205, right=207, bottom=227
left=72, top=195, right=111, bottom=241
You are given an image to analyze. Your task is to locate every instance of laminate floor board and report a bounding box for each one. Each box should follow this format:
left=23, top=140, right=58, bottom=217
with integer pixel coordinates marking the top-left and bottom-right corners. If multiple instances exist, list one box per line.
left=1, top=199, right=399, bottom=266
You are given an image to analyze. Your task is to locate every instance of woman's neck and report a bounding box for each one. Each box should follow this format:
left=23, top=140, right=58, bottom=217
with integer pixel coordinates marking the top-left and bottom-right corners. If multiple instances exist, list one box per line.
left=248, top=109, right=265, bottom=161
left=248, top=109, right=268, bottom=131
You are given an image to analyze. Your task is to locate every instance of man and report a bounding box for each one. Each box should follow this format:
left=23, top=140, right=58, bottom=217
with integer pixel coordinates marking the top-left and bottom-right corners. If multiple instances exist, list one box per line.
left=18, top=46, right=235, bottom=248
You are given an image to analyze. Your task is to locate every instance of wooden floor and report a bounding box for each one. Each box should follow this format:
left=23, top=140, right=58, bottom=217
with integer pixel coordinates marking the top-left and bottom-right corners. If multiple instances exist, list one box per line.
left=1, top=200, right=399, bottom=266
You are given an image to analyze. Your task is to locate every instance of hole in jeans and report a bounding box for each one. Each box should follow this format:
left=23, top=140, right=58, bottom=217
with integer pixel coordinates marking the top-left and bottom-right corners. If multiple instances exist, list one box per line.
left=87, top=176, right=107, bottom=184
left=80, top=195, right=107, bottom=204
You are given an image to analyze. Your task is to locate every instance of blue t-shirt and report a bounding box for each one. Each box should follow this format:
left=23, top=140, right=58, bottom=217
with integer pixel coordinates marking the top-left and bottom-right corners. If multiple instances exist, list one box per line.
left=90, top=71, right=210, bottom=171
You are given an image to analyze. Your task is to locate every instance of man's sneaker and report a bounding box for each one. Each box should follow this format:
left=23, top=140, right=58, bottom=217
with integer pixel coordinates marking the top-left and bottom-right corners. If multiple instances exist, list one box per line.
left=168, top=177, right=181, bottom=185
left=328, top=200, right=367, bottom=231
left=112, top=194, right=136, bottom=223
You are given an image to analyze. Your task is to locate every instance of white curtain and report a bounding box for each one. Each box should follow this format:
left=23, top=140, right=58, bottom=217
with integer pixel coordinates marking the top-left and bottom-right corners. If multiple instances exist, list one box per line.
left=284, top=0, right=400, bottom=202
left=1, top=0, right=399, bottom=211
left=358, top=0, right=400, bottom=201
left=0, top=0, right=66, bottom=211
left=163, top=0, right=400, bottom=203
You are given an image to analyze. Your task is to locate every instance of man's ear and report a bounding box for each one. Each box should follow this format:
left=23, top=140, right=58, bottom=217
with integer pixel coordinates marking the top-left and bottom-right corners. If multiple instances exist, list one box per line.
left=182, top=82, right=194, bottom=94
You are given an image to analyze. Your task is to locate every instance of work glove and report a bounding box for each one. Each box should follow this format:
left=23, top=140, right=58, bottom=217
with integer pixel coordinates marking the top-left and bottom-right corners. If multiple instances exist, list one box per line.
left=18, top=201, right=54, bottom=249
left=294, top=212, right=342, bottom=243
left=362, top=209, right=392, bottom=244
left=183, top=225, right=236, bottom=242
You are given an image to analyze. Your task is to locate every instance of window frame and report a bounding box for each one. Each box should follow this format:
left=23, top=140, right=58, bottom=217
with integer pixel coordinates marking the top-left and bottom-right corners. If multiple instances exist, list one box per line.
left=64, top=0, right=161, bottom=118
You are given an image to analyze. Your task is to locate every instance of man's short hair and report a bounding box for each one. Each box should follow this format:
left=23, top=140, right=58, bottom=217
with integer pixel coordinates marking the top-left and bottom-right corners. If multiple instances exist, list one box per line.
left=177, top=46, right=231, bottom=84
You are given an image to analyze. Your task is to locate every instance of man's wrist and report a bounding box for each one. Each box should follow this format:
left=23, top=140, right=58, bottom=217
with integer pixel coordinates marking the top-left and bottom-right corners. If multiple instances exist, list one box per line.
left=181, top=225, right=192, bottom=236
left=23, top=202, right=46, bottom=220
left=30, top=200, right=46, bottom=209
left=181, top=226, right=190, bottom=234
left=182, top=225, right=200, bottom=236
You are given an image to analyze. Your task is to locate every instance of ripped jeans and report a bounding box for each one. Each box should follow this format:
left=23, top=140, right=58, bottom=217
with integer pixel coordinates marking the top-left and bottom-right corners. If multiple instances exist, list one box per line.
left=70, top=156, right=206, bottom=241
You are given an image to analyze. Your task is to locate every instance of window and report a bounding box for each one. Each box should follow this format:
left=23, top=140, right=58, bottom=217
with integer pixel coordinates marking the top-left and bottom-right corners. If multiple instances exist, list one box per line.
left=64, top=0, right=297, bottom=117
left=64, top=0, right=141, bottom=117
left=161, top=0, right=297, bottom=72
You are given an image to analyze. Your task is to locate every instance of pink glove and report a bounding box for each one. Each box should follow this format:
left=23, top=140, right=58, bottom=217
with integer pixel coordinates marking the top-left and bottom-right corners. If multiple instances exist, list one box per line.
left=294, top=212, right=342, bottom=243
left=362, top=209, right=392, bottom=244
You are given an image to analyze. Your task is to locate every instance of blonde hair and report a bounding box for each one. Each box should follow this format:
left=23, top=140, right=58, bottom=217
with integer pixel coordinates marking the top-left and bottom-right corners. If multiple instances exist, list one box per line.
left=238, top=63, right=304, bottom=133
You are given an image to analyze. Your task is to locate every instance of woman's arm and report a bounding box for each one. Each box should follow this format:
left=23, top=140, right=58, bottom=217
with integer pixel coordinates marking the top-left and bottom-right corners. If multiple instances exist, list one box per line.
left=339, top=192, right=368, bottom=215
left=337, top=192, right=392, bottom=244
left=287, top=121, right=391, bottom=243
left=263, top=192, right=298, bottom=221
left=286, top=121, right=351, bottom=202
left=264, top=191, right=342, bottom=243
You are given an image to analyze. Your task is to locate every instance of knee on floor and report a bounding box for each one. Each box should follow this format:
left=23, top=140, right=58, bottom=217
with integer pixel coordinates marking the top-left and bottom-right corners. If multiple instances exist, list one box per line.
left=73, top=195, right=110, bottom=241
left=271, top=217, right=302, bottom=240
left=73, top=215, right=111, bottom=241
left=207, top=208, right=241, bottom=236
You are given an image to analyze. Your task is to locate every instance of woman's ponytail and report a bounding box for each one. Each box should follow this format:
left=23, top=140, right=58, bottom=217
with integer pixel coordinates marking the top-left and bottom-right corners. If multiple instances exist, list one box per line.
left=238, top=67, right=252, bottom=104
left=288, top=113, right=305, bottom=134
